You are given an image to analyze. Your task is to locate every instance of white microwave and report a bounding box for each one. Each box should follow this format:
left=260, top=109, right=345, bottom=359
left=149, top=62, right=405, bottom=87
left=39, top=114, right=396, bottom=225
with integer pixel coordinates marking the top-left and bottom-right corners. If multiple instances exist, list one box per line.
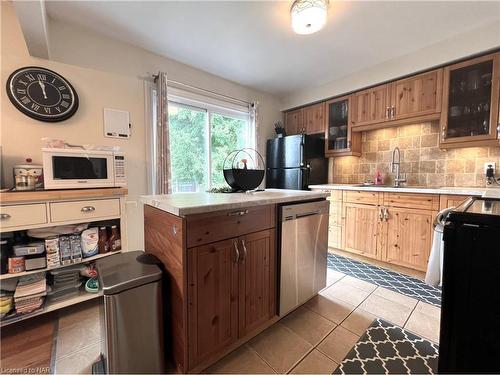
left=42, top=148, right=127, bottom=189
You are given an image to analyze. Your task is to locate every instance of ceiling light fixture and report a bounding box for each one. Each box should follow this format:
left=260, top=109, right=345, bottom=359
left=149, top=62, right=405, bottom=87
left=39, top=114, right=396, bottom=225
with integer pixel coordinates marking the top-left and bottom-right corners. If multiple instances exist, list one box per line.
left=291, top=0, right=329, bottom=35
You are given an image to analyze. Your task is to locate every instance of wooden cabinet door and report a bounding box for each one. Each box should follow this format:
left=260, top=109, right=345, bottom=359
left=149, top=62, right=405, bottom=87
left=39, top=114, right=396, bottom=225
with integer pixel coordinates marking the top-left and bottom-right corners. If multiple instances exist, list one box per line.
left=439, top=194, right=470, bottom=210
left=342, top=203, right=381, bottom=260
left=328, top=224, right=342, bottom=249
left=238, top=229, right=276, bottom=336
left=187, top=239, right=239, bottom=368
left=383, top=207, right=435, bottom=272
left=285, top=109, right=303, bottom=135
left=351, top=85, right=390, bottom=128
left=390, top=69, right=442, bottom=121
left=303, top=102, right=325, bottom=134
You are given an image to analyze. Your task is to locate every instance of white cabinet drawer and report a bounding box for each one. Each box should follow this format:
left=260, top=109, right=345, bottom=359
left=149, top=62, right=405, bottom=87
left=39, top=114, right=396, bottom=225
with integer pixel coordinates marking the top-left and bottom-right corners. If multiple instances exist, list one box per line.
left=50, top=199, right=120, bottom=223
left=0, top=204, right=48, bottom=229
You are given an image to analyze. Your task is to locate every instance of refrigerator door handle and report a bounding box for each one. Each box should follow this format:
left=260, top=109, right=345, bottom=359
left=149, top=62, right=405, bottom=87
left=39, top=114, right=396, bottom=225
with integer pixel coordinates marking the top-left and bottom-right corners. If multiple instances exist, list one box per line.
left=303, top=163, right=311, bottom=188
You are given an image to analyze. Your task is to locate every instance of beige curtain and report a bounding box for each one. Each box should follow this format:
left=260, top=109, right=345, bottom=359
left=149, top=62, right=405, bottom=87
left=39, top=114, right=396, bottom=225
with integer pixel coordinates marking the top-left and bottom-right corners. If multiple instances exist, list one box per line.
left=250, top=101, right=260, bottom=155
left=154, top=72, right=171, bottom=194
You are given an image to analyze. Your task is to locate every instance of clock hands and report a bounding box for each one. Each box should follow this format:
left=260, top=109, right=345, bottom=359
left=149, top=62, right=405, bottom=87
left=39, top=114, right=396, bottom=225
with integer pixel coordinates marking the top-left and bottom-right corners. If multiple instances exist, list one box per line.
left=38, top=80, right=47, bottom=99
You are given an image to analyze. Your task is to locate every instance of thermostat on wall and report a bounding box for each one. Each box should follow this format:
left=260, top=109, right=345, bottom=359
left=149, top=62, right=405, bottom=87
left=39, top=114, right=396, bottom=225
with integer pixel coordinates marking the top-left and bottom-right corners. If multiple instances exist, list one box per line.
left=104, top=108, right=131, bottom=139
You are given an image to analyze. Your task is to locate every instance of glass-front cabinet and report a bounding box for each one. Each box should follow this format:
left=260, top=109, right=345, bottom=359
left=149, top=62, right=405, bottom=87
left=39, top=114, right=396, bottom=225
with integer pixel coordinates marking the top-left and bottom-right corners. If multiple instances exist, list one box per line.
left=325, top=96, right=361, bottom=157
left=440, top=53, right=500, bottom=148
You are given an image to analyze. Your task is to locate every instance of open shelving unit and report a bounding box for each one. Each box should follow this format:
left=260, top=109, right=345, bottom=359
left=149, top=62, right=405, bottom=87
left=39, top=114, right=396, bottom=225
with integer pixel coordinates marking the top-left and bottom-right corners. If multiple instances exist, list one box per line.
left=1, top=289, right=102, bottom=327
left=0, top=188, right=128, bottom=326
left=0, top=250, right=121, bottom=280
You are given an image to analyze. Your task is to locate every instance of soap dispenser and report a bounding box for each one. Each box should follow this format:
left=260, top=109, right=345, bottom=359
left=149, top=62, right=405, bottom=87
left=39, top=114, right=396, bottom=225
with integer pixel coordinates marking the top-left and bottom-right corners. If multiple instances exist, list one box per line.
left=486, top=164, right=495, bottom=186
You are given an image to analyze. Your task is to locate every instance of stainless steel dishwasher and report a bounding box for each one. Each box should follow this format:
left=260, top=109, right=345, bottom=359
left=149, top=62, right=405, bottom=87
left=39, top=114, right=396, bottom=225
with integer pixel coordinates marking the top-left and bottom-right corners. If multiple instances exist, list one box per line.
left=279, top=200, right=329, bottom=316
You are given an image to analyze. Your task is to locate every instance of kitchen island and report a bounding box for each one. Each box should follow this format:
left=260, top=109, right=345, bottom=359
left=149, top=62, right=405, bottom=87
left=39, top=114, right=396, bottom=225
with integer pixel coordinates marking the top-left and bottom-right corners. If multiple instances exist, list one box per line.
left=141, top=189, right=329, bottom=373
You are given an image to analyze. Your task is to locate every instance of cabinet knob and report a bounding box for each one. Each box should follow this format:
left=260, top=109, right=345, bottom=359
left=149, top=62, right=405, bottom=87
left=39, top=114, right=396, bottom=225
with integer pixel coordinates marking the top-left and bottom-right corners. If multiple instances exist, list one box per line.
left=80, top=206, right=96, bottom=213
left=0, top=213, right=11, bottom=220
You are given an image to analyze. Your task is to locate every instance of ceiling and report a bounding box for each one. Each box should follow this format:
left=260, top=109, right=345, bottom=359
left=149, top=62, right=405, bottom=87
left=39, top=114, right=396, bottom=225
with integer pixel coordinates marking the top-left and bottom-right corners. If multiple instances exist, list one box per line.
left=45, top=1, right=500, bottom=97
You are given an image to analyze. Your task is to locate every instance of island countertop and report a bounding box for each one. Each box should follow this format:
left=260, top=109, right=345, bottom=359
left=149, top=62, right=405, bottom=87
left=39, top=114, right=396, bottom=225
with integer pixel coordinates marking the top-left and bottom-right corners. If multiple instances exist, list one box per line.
left=141, top=188, right=330, bottom=216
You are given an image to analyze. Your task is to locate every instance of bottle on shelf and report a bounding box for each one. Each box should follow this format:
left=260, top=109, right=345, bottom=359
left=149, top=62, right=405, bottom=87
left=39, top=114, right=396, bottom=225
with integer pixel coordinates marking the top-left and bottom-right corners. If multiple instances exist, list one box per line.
left=98, top=227, right=109, bottom=254
left=108, top=225, right=121, bottom=252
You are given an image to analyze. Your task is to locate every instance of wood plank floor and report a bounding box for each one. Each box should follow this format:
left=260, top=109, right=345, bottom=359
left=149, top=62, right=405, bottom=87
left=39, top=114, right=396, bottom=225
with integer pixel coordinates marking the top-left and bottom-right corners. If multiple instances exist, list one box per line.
left=1, top=313, right=57, bottom=372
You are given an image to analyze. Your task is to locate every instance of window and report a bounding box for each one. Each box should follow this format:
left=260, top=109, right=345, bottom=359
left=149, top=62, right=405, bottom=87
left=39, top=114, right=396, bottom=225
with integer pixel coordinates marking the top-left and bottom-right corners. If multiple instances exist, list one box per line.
left=167, top=98, right=253, bottom=192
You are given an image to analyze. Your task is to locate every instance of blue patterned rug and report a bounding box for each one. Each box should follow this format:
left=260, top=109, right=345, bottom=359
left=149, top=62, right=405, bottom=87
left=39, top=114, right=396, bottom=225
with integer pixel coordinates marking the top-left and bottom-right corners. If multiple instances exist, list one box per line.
left=334, top=319, right=439, bottom=374
left=327, top=253, right=441, bottom=307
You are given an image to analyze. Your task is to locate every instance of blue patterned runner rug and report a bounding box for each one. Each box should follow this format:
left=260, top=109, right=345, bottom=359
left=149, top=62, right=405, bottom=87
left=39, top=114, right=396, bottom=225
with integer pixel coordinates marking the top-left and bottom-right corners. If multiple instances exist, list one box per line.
left=327, top=253, right=441, bottom=307
left=334, top=319, right=439, bottom=374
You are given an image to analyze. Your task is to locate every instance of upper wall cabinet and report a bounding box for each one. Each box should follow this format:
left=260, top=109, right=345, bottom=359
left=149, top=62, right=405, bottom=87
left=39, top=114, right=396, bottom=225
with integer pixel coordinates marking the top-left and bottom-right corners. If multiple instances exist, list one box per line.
left=284, top=109, right=302, bottom=136
left=439, top=53, right=500, bottom=149
left=389, top=69, right=443, bottom=122
left=325, top=95, right=361, bottom=157
left=351, top=69, right=443, bottom=131
left=303, top=102, right=326, bottom=134
left=284, top=103, right=325, bottom=136
left=351, top=85, right=390, bottom=129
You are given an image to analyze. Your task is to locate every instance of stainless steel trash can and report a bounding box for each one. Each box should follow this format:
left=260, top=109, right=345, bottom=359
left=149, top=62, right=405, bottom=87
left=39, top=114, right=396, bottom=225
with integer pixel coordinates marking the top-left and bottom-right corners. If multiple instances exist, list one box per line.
left=95, top=251, right=164, bottom=374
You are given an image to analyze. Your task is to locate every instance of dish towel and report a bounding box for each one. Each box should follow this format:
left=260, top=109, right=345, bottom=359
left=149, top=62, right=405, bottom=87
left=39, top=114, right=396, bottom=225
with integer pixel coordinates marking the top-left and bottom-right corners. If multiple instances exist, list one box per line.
left=425, top=227, right=444, bottom=287
left=425, top=207, right=455, bottom=287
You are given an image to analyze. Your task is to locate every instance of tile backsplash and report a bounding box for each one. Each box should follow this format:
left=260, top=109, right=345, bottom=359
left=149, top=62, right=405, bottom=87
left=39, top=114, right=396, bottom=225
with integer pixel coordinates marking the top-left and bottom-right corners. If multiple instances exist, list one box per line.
left=329, top=123, right=500, bottom=187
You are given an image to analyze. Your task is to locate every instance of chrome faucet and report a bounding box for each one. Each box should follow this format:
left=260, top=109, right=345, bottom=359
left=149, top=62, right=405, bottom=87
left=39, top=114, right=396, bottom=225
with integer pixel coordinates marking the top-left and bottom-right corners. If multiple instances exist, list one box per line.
left=390, top=147, right=406, bottom=187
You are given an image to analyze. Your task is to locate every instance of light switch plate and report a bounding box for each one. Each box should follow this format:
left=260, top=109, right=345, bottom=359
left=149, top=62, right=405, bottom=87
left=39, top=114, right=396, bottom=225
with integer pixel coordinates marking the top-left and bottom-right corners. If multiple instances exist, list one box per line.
left=484, top=162, right=496, bottom=174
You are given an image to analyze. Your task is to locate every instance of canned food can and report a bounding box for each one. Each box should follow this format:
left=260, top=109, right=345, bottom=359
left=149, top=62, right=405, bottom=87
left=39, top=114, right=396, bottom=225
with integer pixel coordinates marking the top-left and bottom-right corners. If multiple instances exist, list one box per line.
left=8, top=256, right=25, bottom=273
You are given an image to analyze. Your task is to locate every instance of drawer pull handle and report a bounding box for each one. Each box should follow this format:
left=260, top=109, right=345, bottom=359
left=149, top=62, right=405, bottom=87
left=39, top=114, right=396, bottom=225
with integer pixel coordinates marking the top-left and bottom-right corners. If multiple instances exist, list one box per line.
left=0, top=213, right=11, bottom=220
left=81, top=206, right=96, bottom=213
left=228, top=209, right=248, bottom=217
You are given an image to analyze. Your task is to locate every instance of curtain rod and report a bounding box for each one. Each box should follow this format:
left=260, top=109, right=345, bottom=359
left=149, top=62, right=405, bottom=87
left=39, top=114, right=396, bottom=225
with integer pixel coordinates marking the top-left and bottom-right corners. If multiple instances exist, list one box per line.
left=152, top=74, right=252, bottom=107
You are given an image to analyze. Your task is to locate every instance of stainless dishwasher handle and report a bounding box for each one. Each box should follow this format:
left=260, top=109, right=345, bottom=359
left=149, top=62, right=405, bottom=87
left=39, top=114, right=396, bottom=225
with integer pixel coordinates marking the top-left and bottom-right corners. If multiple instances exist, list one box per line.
left=233, top=240, right=240, bottom=263
left=295, top=210, right=321, bottom=219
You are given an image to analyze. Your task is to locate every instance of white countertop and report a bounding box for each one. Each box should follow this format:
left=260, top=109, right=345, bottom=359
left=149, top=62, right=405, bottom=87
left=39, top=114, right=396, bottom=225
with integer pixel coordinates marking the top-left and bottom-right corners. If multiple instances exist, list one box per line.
left=141, top=189, right=330, bottom=216
left=309, top=184, right=500, bottom=198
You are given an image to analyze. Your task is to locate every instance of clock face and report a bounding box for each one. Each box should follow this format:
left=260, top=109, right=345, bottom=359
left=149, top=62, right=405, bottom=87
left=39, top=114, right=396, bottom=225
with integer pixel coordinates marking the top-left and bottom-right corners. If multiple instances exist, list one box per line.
left=6, top=66, right=79, bottom=122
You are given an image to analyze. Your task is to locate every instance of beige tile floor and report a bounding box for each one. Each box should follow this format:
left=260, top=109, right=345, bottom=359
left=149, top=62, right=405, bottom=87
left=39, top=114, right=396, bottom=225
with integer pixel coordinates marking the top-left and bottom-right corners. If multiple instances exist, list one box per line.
left=51, top=268, right=441, bottom=374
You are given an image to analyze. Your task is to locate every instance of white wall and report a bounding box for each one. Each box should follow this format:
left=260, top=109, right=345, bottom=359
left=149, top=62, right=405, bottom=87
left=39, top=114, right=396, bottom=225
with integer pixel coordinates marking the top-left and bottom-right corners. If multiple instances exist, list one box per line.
left=0, top=2, right=282, bottom=250
left=281, top=21, right=500, bottom=110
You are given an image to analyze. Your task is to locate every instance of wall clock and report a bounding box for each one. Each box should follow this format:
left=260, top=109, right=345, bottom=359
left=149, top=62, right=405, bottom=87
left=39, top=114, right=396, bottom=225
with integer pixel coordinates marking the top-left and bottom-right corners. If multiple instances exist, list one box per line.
left=6, top=66, right=79, bottom=122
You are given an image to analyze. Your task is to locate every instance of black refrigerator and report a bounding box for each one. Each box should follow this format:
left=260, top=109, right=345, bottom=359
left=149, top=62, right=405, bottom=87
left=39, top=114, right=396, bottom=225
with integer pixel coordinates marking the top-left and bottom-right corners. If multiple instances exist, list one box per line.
left=265, top=134, right=328, bottom=190
left=439, top=197, right=500, bottom=373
